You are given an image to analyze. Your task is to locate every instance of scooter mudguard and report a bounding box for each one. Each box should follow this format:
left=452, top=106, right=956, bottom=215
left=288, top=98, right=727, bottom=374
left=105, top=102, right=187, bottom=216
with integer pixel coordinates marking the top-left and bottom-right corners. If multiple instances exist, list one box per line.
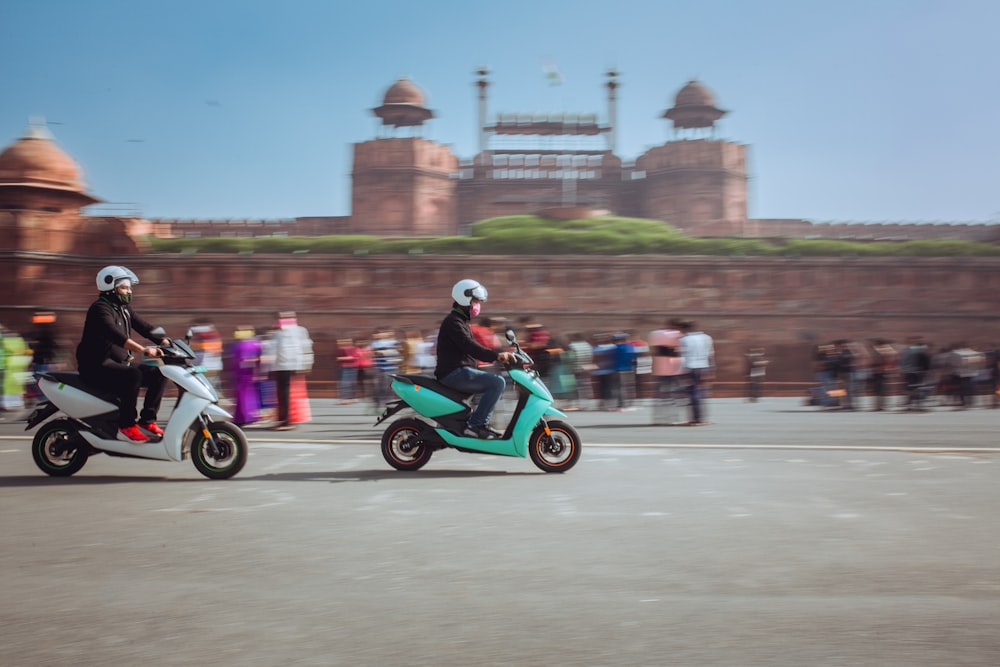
left=202, top=403, right=235, bottom=420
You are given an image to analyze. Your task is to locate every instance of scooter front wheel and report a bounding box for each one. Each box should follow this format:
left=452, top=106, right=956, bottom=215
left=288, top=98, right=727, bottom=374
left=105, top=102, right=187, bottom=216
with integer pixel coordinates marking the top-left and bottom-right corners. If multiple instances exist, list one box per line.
left=32, top=419, right=89, bottom=477
left=529, top=420, right=581, bottom=473
left=191, top=421, right=248, bottom=479
left=381, top=418, right=433, bottom=471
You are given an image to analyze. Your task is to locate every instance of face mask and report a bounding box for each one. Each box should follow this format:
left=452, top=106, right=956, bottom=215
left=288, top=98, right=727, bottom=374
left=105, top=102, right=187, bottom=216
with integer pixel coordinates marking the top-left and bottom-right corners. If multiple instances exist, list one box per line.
left=469, top=302, right=482, bottom=317
left=115, top=285, right=132, bottom=305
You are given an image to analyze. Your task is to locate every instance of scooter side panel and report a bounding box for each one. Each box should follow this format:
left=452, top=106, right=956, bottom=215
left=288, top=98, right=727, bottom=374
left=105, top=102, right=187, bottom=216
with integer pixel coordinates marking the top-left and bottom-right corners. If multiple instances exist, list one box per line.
left=80, top=431, right=175, bottom=461
left=392, top=381, right=466, bottom=418
left=39, top=378, right=117, bottom=418
left=434, top=429, right=524, bottom=457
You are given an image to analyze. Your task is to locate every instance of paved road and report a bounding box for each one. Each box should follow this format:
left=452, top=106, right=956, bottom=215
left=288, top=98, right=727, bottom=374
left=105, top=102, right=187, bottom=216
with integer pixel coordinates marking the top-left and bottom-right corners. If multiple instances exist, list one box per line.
left=1, top=398, right=997, bottom=666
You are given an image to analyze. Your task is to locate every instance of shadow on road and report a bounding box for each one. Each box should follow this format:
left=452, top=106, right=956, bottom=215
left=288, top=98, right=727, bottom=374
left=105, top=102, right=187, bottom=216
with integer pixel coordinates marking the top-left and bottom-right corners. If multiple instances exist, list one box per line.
left=245, top=469, right=539, bottom=483
left=0, top=468, right=539, bottom=486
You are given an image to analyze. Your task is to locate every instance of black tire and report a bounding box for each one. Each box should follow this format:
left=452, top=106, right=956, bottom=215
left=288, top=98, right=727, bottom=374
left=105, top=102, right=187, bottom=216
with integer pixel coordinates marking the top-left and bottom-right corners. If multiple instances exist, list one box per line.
left=191, top=421, right=248, bottom=479
left=528, top=420, right=582, bottom=473
left=32, top=419, right=89, bottom=477
left=381, top=418, right=433, bottom=471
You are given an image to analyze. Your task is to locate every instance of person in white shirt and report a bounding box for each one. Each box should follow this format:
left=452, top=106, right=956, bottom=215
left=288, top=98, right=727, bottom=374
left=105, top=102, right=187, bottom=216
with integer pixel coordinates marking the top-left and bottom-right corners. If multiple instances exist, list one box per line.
left=679, top=320, right=714, bottom=425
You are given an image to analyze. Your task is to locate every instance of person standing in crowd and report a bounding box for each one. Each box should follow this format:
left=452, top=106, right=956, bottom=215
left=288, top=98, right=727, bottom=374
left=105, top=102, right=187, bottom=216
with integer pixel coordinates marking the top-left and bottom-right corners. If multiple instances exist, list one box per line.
left=270, top=311, right=313, bottom=430
left=28, top=311, right=62, bottom=373
left=228, top=325, right=262, bottom=426
left=417, top=331, right=437, bottom=374
left=75, top=266, right=168, bottom=442
left=186, top=321, right=224, bottom=393
left=1, top=324, right=30, bottom=411
left=566, top=332, right=594, bottom=410
left=612, top=332, right=637, bottom=411
left=435, top=279, right=514, bottom=439
left=899, top=336, right=931, bottom=411
left=24, top=311, right=62, bottom=407
left=591, top=333, right=617, bottom=411
left=845, top=340, right=873, bottom=411
left=335, top=337, right=360, bottom=404
left=745, top=347, right=768, bottom=402
left=649, top=319, right=685, bottom=422
left=546, top=333, right=576, bottom=407
left=812, top=343, right=840, bottom=408
left=354, top=336, right=375, bottom=408
left=401, top=327, right=426, bottom=374
left=985, top=344, right=1000, bottom=409
left=950, top=343, right=984, bottom=409
left=679, top=320, right=714, bottom=426
left=870, top=338, right=898, bottom=411
left=370, top=326, right=402, bottom=411
left=521, top=317, right=553, bottom=383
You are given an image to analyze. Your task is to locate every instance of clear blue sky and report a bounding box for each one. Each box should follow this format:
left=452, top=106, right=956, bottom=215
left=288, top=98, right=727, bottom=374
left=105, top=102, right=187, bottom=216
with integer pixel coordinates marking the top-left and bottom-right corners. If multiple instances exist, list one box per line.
left=2, top=0, right=998, bottom=223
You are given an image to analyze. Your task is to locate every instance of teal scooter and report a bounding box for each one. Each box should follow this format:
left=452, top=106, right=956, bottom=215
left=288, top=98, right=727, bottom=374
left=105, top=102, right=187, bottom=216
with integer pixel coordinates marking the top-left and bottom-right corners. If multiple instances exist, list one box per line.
left=375, top=330, right=582, bottom=473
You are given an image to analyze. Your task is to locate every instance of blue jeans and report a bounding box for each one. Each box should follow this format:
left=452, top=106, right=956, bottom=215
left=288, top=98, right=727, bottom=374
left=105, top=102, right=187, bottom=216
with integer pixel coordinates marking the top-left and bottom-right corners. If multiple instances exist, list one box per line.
left=687, top=368, right=706, bottom=423
left=441, top=366, right=506, bottom=427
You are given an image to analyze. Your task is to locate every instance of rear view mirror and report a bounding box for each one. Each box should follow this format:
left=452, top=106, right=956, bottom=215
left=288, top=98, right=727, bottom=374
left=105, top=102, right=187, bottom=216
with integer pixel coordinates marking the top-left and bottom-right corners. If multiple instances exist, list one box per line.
left=505, top=329, right=516, bottom=344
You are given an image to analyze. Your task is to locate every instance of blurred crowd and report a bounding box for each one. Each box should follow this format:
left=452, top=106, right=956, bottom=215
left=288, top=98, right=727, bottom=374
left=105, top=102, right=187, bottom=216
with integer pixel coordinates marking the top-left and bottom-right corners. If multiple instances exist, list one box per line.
left=5, top=312, right=998, bottom=424
left=807, top=337, right=1000, bottom=411
left=329, top=317, right=680, bottom=415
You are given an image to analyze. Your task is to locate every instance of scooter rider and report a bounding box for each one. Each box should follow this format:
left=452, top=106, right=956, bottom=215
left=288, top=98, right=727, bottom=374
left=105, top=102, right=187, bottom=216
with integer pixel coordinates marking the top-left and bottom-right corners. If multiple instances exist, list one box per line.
left=436, top=279, right=515, bottom=439
left=76, top=266, right=169, bottom=443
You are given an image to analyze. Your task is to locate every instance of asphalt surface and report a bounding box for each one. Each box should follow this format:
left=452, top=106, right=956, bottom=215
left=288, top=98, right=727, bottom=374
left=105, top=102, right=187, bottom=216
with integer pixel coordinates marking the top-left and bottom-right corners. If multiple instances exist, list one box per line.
left=1, top=396, right=998, bottom=666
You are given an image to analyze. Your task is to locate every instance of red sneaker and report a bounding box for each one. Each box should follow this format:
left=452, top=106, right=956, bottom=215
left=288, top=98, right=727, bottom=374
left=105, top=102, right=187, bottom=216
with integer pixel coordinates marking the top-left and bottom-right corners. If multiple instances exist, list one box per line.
left=118, top=424, right=149, bottom=443
left=139, top=421, right=165, bottom=437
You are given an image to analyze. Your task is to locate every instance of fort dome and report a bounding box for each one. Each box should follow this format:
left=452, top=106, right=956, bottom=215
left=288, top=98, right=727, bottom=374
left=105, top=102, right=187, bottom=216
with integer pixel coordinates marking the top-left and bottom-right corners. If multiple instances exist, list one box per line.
left=0, top=126, right=89, bottom=193
left=372, top=77, right=434, bottom=128
left=674, top=80, right=715, bottom=108
left=382, top=77, right=426, bottom=106
left=663, top=79, right=727, bottom=130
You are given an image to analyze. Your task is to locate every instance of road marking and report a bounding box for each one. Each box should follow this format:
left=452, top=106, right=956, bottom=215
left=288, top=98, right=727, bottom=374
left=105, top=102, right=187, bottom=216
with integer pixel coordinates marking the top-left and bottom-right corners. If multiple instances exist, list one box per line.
left=2, top=434, right=998, bottom=453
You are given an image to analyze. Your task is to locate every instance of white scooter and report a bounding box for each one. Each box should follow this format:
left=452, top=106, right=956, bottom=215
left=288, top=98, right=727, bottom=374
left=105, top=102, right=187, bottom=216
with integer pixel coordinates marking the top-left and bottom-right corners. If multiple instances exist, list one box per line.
left=25, top=330, right=248, bottom=479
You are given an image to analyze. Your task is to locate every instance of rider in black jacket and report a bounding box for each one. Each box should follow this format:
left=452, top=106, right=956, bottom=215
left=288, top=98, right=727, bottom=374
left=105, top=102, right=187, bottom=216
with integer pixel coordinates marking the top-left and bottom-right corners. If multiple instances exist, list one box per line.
left=435, top=279, right=513, bottom=439
left=76, top=266, right=168, bottom=443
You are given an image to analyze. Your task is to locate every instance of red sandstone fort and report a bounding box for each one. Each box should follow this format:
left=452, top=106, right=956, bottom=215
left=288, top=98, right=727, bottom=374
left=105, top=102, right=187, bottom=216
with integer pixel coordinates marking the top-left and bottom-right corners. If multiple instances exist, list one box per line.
left=1, top=73, right=998, bottom=392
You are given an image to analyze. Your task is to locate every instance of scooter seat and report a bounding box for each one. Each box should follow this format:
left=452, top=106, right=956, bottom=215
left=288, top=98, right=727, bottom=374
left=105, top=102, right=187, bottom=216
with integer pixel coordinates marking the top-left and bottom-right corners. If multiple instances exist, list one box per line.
left=392, top=374, right=473, bottom=406
left=41, top=371, right=121, bottom=406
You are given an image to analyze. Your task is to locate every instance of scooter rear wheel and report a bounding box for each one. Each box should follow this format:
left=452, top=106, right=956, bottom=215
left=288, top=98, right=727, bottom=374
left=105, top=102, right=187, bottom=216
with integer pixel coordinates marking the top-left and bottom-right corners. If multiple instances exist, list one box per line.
left=32, top=419, right=89, bottom=477
left=381, top=418, right=433, bottom=471
left=528, top=420, right=581, bottom=473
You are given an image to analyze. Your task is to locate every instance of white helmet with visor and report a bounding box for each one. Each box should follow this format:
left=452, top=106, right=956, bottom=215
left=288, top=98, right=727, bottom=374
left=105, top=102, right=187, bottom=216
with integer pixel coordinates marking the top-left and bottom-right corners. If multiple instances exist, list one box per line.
left=96, top=265, right=139, bottom=292
left=451, top=279, right=487, bottom=306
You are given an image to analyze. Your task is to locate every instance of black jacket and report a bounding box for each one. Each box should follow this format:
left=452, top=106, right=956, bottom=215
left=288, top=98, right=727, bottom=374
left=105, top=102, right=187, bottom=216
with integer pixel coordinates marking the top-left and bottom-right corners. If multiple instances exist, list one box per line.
left=75, top=295, right=160, bottom=374
left=434, top=307, right=499, bottom=380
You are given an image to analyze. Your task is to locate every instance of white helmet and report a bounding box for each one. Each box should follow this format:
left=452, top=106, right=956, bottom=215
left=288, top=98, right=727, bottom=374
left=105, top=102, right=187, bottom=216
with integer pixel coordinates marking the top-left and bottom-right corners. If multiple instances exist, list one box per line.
left=451, top=279, right=487, bottom=306
left=96, top=265, right=139, bottom=292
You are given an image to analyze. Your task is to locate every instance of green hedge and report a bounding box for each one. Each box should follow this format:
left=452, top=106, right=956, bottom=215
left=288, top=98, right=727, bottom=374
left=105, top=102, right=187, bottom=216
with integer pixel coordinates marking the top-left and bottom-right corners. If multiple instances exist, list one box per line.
left=146, top=216, right=1000, bottom=257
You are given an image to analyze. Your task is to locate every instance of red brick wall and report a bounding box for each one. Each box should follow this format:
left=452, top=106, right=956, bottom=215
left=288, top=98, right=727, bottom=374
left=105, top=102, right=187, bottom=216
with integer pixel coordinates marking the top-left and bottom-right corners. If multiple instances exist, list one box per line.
left=3, top=253, right=998, bottom=394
